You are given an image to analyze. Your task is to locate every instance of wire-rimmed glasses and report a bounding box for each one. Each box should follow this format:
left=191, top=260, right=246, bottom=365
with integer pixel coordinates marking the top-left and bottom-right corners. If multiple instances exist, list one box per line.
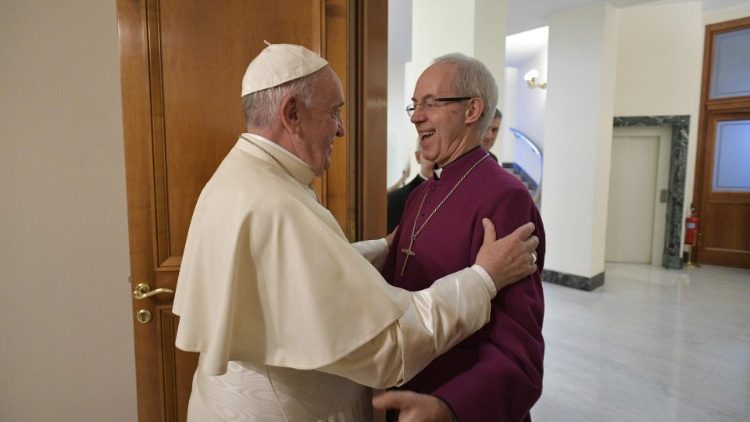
left=406, top=97, right=473, bottom=117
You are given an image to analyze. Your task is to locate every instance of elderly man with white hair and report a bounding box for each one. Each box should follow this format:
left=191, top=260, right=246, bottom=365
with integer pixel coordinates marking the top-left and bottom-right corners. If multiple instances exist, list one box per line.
left=173, top=43, right=539, bottom=421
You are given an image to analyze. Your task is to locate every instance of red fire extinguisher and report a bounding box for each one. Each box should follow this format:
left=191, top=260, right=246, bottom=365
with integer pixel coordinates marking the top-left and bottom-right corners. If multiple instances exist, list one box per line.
left=684, top=210, right=700, bottom=246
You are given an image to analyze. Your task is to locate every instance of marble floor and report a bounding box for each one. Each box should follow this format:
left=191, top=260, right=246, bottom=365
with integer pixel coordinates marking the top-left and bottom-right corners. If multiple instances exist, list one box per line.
left=531, top=263, right=750, bottom=422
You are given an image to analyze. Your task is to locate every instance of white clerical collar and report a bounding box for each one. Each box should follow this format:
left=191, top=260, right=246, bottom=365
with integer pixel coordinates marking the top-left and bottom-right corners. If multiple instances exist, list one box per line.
left=236, top=133, right=316, bottom=185
left=433, top=166, right=443, bottom=180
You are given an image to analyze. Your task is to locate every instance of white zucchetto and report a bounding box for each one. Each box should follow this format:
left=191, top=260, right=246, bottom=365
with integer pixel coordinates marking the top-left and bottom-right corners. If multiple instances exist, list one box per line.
left=241, top=43, right=328, bottom=97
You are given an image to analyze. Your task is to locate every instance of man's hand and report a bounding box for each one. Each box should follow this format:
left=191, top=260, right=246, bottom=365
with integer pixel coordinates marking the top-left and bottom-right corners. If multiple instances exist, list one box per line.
left=373, top=391, right=454, bottom=422
left=475, top=219, right=538, bottom=291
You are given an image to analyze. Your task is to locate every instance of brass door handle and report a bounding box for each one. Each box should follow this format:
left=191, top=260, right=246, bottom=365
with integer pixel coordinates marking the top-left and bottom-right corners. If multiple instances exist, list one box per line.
left=133, top=282, right=175, bottom=300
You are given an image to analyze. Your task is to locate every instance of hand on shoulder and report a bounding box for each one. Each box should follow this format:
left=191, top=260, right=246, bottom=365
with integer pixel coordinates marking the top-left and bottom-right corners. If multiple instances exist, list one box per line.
left=475, top=219, right=538, bottom=291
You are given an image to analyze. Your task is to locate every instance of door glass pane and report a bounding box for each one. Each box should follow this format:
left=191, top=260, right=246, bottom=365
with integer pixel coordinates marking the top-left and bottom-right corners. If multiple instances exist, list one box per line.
left=712, top=120, right=750, bottom=191
left=709, top=28, right=750, bottom=99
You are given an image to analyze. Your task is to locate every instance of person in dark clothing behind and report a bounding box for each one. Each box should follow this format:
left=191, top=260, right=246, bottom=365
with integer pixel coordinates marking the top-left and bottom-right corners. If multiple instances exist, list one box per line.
left=386, top=142, right=435, bottom=232
left=483, top=108, right=502, bottom=162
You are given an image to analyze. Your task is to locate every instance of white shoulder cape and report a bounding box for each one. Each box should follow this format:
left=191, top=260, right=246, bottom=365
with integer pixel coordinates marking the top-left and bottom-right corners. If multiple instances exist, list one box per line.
left=173, top=135, right=410, bottom=375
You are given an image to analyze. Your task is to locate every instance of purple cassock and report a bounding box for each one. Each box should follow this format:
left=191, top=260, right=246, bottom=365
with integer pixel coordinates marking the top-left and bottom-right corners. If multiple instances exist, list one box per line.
left=382, top=146, right=546, bottom=422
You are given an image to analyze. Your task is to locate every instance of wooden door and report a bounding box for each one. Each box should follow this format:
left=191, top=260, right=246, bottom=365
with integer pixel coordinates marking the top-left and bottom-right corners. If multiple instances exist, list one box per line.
left=693, top=17, right=750, bottom=269
left=117, top=0, right=387, bottom=420
left=695, top=112, right=750, bottom=268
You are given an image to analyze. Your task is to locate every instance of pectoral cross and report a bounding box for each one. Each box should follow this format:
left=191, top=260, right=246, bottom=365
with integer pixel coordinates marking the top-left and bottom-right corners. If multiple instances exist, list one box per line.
left=400, top=236, right=417, bottom=276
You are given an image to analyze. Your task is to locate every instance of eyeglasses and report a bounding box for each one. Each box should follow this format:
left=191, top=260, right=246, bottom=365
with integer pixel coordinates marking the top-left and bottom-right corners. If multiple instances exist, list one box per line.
left=406, top=97, right=473, bottom=117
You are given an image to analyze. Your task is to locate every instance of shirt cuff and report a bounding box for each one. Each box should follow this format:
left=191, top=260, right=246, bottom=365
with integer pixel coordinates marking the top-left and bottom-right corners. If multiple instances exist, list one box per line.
left=470, top=264, right=497, bottom=298
left=351, top=238, right=390, bottom=270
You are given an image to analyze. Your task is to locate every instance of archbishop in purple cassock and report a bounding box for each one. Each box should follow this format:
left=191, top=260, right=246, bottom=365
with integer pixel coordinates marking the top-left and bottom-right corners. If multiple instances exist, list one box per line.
left=382, top=145, right=546, bottom=422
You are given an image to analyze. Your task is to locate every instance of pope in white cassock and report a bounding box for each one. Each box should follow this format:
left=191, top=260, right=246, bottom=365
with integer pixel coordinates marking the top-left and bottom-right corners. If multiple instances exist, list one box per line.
left=173, top=43, right=539, bottom=421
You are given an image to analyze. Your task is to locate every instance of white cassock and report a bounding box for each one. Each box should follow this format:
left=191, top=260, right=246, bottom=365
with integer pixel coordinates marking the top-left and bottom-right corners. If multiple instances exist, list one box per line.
left=173, top=134, right=498, bottom=421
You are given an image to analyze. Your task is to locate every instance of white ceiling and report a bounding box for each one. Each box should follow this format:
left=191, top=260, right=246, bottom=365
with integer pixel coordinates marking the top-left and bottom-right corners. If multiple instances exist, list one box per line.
left=505, top=0, right=750, bottom=67
left=507, top=0, right=659, bottom=35
left=507, top=0, right=750, bottom=35
left=504, top=0, right=662, bottom=67
left=505, top=26, right=548, bottom=67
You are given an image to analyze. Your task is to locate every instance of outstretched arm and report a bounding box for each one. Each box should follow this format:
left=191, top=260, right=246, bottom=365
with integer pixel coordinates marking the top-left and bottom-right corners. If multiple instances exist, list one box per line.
left=351, top=228, right=399, bottom=271
left=319, top=220, right=538, bottom=389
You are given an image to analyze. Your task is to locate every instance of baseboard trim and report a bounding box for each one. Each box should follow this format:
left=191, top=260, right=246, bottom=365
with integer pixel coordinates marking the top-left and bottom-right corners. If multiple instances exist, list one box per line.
left=542, top=269, right=604, bottom=291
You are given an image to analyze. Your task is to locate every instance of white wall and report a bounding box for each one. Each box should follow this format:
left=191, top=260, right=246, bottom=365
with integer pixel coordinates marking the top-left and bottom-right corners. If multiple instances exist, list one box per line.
left=615, top=2, right=703, bottom=116
left=387, top=64, right=414, bottom=186
left=388, top=0, right=414, bottom=186
left=501, top=67, right=519, bottom=161
left=474, top=0, right=507, bottom=117
left=405, top=0, right=478, bottom=180
left=503, top=26, right=549, bottom=162
left=503, top=47, right=547, bottom=184
left=505, top=44, right=548, bottom=181
left=615, top=1, right=703, bottom=254
left=411, top=0, right=477, bottom=79
left=510, top=46, right=548, bottom=152
left=0, top=1, right=136, bottom=421
left=541, top=2, right=618, bottom=278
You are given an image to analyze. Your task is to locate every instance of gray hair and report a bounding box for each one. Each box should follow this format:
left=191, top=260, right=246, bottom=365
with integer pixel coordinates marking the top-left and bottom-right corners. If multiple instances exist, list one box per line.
left=242, top=67, right=326, bottom=128
left=432, top=53, right=498, bottom=131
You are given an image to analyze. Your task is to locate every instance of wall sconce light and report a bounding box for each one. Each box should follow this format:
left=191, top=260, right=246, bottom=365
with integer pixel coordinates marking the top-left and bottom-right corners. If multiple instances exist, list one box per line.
left=524, top=69, right=547, bottom=89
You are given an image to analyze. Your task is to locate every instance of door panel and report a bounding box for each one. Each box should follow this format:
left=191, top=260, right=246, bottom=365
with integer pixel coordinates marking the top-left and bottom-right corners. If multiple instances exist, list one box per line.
left=117, top=0, right=387, bottom=420
left=152, top=0, right=325, bottom=268
left=710, top=120, right=750, bottom=191
left=606, top=127, right=670, bottom=265
left=709, top=27, right=750, bottom=99
left=607, top=135, right=658, bottom=263
left=606, top=131, right=666, bottom=264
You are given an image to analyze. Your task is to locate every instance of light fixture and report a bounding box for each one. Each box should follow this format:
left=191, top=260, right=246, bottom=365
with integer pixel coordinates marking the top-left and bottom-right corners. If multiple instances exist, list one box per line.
left=524, top=69, right=547, bottom=89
